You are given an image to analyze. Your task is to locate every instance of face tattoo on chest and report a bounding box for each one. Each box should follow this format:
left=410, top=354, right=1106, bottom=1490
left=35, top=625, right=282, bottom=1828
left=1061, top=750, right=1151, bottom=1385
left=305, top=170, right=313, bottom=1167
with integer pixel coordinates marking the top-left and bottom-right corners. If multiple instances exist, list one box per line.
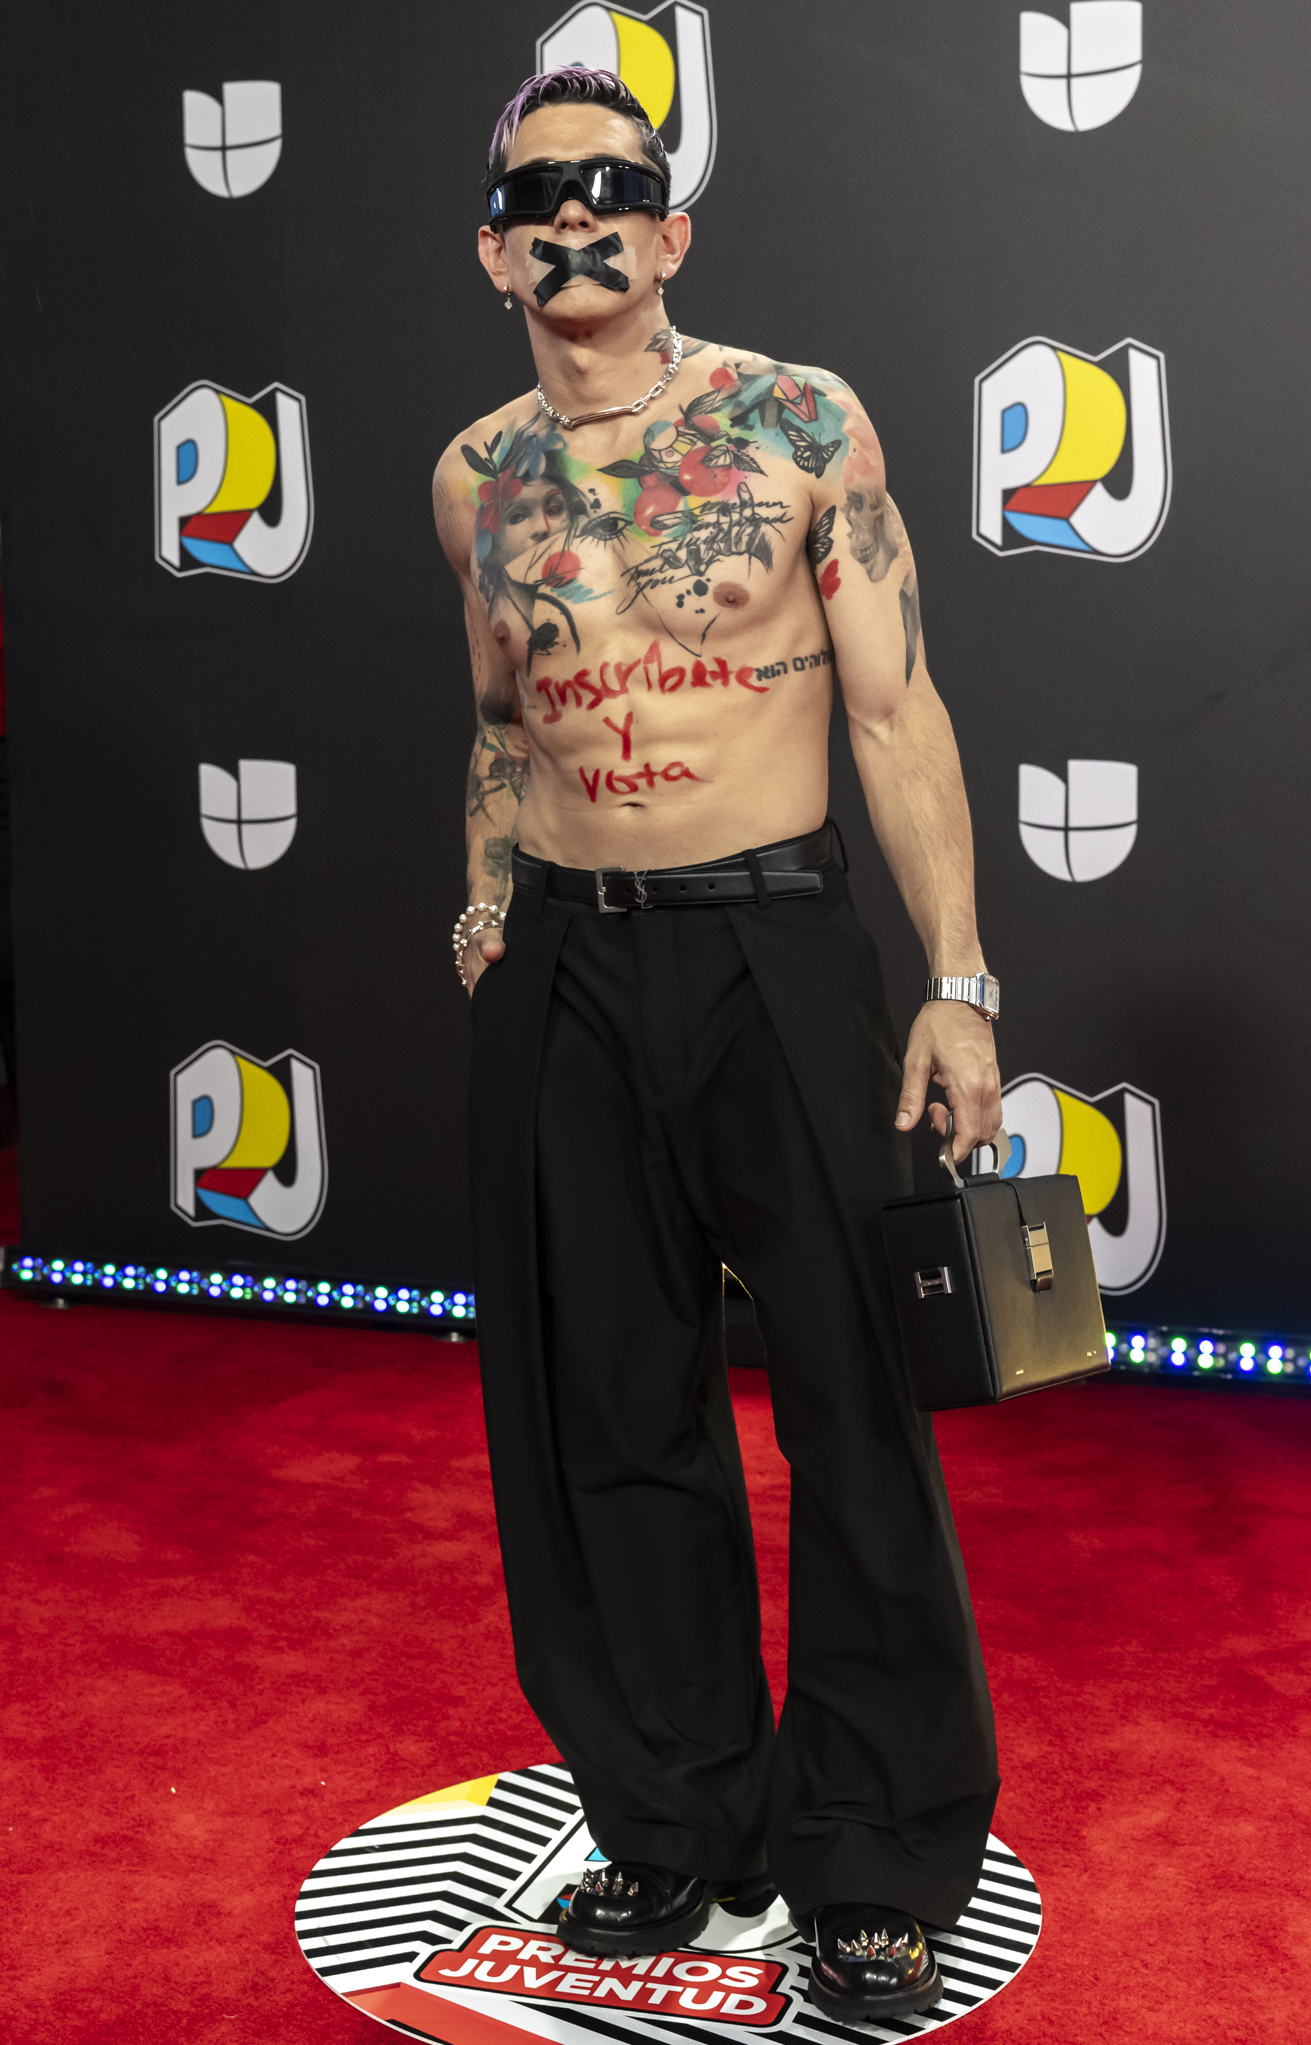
left=527, top=232, right=632, bottom=307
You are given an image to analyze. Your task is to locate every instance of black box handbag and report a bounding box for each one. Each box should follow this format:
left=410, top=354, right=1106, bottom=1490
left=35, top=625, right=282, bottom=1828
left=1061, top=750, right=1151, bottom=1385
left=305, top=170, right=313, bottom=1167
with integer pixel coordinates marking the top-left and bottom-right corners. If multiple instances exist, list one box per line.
left=881, top=1119, right=1109, bottom=1412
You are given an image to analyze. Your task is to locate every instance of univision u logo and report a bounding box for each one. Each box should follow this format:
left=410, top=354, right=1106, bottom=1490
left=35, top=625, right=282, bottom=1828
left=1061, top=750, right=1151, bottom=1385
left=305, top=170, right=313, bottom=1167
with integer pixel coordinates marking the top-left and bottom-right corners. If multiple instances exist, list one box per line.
left=1019, top=760, right=1137, bottom=881
left=537, top=3, right=716, bottom=207
left=1020, top=4, right=1143, bottom=132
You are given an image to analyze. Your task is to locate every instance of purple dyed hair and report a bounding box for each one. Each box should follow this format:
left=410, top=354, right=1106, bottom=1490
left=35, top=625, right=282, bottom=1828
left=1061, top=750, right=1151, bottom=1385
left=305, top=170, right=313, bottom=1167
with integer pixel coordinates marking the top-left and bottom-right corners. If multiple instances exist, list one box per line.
left=487, top=67, right=671, bottom=187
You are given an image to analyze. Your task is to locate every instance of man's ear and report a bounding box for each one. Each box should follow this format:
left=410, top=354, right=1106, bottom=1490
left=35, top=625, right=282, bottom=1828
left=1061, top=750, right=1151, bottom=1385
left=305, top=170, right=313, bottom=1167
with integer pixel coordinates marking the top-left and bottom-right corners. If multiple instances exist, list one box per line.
left=478, top=226, right=510, bottom=294
left=654, top=210, right=692, bottom=286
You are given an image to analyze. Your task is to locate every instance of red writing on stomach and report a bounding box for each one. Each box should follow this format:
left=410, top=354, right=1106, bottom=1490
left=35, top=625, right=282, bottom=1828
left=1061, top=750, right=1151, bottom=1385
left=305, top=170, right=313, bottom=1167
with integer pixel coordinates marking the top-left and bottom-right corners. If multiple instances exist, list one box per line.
left=417, top=1925, right=790, bottom=2026
left=536, top=641, right=770, bottom=723
left=580, top=761, right=701, bottom=802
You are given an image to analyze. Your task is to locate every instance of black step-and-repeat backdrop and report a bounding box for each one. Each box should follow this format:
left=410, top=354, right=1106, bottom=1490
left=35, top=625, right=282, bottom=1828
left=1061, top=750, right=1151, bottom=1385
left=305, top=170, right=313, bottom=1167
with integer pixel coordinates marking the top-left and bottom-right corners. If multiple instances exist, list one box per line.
left=2, top=3, right=1308, bottom=1323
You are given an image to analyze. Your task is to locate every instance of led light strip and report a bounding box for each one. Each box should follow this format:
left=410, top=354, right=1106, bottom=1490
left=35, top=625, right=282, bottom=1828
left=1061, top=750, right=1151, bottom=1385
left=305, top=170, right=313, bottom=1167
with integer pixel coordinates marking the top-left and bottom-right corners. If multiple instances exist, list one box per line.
left=1105, top=1328, right=1308, bottom=1383
left=1, top=1252, right=1304, bottom=1386
left=0, top=1248, right=475, bottom=1328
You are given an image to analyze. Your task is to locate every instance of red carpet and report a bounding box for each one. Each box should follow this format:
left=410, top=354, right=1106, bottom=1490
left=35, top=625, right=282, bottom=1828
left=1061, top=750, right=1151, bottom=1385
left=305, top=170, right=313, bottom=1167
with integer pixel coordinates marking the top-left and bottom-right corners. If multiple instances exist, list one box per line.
left=3, top=1159, right=1309, bottom=2041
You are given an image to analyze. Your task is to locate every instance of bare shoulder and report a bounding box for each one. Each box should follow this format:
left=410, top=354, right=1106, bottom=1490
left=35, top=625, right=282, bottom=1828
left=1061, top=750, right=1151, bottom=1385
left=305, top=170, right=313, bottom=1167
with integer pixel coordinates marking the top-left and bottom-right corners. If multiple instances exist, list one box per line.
left=697, top=340, right=856, bottom=401
left=691, top=341, right=888, bottom=507
left=777, top=360, right=884, bottom=462
left=432, top=391, right=537, bottom=563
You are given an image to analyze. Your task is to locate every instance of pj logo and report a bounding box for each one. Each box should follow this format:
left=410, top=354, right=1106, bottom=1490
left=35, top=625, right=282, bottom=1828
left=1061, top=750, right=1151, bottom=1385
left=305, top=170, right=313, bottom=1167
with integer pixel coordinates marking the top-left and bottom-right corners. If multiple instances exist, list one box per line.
left=974, top=338, right=1170, bottom=560
left=995, top=1075, right=1165, bottom=1293
left=171, top=1042, right=327, bottom=1238
left=538, top=3, right=716, bottom=208
left=155, top=382, right=313, bottom=581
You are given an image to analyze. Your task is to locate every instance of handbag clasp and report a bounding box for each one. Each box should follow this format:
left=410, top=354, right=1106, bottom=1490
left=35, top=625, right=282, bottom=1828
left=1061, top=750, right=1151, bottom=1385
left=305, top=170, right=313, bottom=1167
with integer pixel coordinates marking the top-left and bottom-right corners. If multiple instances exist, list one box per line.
left=1022, top=1223, right=1054, bottom=1291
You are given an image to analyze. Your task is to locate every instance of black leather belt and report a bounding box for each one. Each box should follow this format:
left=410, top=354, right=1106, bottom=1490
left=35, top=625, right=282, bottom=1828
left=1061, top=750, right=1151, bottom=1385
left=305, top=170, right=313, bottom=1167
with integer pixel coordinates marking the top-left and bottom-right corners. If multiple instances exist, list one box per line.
left=511, top=820, right=841, bottom=914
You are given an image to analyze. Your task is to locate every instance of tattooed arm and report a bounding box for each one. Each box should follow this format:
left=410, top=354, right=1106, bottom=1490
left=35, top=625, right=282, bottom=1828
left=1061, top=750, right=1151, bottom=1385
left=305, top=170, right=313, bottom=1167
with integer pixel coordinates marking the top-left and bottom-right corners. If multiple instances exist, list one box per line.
left=465, top=683, right=529, bottom=920
left=433, top=445, right=527, bottom=992
left=807, top=393, right=1001, bottom=1160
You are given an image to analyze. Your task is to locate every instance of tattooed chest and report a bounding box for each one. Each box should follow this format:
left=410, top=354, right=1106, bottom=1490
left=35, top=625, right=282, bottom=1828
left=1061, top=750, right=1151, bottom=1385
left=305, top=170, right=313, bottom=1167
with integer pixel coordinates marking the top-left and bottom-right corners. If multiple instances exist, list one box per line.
left=468, top=464, right=644, bottom=668
left=462, top=357, right=848, bottom=670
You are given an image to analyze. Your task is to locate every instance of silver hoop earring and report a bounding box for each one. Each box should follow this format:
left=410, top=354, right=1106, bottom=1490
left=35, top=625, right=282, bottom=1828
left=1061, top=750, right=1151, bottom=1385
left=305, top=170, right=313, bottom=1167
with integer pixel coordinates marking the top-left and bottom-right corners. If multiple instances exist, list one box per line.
left=503, top=293, right=515, bottom=310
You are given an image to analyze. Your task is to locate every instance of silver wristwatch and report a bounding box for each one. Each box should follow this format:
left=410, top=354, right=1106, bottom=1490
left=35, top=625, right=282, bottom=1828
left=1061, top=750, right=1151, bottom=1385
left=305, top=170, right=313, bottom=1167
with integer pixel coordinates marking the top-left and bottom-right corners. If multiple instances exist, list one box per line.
left=925, top=973, right=1000, bottom=1021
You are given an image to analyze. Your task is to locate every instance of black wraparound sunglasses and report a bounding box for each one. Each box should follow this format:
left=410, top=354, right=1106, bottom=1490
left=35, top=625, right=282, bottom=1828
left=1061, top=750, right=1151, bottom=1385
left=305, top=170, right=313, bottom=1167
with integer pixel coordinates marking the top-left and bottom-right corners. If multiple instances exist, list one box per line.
left=486, top=156, right=669, bottom=229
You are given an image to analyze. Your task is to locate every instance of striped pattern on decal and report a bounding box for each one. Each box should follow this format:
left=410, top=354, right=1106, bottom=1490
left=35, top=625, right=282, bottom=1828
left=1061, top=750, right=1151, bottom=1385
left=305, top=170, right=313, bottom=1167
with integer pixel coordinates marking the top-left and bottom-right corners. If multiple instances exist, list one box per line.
left=296, top=1766, right=1041, bottom=2037
left=296, top=1768, right=582, bottom=1986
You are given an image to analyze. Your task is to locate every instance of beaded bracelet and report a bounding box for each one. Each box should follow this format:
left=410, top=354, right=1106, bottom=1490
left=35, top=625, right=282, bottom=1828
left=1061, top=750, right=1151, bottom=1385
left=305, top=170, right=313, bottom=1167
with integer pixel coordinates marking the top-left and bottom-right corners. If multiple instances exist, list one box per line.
left=452, top=902, right=506, bottom=986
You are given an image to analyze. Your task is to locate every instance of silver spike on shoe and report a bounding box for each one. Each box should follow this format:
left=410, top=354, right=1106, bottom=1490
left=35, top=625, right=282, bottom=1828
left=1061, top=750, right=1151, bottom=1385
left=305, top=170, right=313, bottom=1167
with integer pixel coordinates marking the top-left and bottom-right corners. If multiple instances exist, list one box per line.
left=837, top=1928, right=894, bottom=1959
left=576, top=1862, right=642, bottom=1903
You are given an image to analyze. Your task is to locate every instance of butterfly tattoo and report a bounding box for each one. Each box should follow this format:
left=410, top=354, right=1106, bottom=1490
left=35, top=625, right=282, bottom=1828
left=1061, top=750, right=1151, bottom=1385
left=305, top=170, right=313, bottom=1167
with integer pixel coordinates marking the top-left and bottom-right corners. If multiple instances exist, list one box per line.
left=782, top=416, right=842, bottom=477
left=807, top=505, right=836, bottom=565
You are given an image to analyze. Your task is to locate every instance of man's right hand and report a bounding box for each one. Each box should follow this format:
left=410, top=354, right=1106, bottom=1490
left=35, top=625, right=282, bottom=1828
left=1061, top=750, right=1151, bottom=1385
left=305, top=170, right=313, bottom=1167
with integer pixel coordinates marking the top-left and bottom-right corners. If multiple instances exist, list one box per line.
left=463, top=928, right=506, bottom=995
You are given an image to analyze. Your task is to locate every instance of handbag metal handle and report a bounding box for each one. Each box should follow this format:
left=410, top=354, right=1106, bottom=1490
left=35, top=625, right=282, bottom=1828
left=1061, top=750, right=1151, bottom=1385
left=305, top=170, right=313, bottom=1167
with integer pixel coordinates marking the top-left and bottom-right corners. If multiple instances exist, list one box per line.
left=938, top=1115, right=1050, bottom=1289
left=937, top=1111, right=1013, bottom=1188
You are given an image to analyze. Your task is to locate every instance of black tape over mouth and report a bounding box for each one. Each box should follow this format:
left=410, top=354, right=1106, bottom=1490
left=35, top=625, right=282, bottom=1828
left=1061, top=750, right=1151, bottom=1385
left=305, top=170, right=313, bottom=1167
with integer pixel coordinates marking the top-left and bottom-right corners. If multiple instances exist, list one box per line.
left=529, top=233, right=630, bottom=308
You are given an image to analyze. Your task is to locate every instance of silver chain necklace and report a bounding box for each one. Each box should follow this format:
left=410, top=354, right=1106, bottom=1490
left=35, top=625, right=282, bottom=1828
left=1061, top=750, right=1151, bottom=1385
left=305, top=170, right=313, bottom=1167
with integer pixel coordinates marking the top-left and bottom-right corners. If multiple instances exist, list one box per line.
left=535, top=326, right=683, bottom=431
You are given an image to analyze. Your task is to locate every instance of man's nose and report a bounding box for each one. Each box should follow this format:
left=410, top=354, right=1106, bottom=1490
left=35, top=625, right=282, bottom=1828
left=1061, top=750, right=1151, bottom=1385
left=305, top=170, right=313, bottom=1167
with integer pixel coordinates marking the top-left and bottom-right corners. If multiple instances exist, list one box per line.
left=552, top=196, right=601, bottom=236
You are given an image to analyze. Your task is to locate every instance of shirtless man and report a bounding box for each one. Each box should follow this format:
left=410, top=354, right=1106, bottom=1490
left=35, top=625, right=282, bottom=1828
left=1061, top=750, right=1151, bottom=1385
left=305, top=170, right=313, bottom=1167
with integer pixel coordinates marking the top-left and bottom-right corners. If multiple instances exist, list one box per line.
left=433, top=67, right=1002, bottom=2024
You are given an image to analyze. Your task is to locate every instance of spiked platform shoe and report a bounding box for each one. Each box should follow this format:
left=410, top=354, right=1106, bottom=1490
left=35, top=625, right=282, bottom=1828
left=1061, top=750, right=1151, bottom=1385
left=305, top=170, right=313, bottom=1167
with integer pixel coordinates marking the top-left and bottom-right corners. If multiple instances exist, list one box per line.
left=559, top=1862, right=714, bottom=1956
left=806, top=1904, right=943, bottom=2021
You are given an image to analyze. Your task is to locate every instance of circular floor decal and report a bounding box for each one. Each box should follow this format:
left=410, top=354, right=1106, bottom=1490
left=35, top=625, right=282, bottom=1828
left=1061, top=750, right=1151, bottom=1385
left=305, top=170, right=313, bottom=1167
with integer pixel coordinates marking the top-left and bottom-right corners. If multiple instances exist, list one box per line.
left=297, top=1764, right=1040, bottom=2042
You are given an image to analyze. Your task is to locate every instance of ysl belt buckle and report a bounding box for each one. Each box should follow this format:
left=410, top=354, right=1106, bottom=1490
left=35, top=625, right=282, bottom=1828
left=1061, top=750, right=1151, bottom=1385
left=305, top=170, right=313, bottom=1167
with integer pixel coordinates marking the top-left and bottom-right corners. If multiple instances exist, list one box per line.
left=595, top=866, right=628, bottom=914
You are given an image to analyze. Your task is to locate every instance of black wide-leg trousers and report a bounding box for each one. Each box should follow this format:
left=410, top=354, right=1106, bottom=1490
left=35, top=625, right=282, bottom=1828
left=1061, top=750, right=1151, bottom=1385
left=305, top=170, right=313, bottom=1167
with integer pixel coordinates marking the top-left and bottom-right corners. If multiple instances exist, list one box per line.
left=469, top=863, right=998, bottom=1928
